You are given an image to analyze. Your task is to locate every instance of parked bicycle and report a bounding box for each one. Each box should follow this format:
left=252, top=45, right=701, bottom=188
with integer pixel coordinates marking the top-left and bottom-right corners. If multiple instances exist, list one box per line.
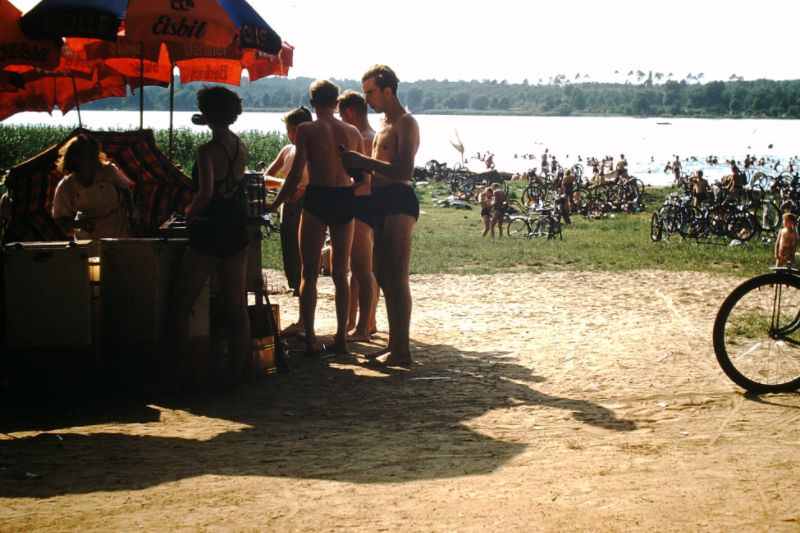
left=506, top=203, right=563, bottom=240
left=713, top=267, right=800, bottom=393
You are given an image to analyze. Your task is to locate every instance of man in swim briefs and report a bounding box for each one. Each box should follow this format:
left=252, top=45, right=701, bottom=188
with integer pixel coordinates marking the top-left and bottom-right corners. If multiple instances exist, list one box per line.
left=340, top=64, right=420, bottom=367
left=267, top=79, right=364, bottom=355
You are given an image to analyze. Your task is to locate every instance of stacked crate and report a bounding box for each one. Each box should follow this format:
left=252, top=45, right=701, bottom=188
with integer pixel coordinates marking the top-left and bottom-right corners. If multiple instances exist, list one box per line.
left=3, top=241, right=94, bottom=347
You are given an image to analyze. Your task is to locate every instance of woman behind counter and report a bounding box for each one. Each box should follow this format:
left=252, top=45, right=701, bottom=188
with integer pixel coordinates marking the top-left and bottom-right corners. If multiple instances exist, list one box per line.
left=173, top=86, right=251, bottom=386
left=52, top=134, right=135, bottom=249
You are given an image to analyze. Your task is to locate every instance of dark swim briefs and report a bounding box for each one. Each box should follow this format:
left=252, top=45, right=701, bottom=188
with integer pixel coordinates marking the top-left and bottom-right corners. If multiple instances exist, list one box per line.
left=303, top=184, right=355, bottom=226
left=371, top=183, right=419, bottom=230
left=353, top=195, right=373, bottom=227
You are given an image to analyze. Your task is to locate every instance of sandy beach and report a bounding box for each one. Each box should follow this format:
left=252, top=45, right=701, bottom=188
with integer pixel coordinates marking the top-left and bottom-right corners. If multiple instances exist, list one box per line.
left=1, top=269, right=799, bottom=532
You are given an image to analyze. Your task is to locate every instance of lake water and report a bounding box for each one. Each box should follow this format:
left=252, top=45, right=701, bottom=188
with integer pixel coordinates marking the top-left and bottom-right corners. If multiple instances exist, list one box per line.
left=7, top=110, right=800, bottom=186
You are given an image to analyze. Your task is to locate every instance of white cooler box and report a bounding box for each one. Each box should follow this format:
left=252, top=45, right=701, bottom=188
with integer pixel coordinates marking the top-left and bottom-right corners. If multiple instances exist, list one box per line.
left=3, top=241, right=93, bottom=347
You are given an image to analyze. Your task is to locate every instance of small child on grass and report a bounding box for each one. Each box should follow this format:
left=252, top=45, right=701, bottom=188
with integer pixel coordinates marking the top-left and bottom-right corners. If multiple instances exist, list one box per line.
left=775, top=212, right=798, bottom=267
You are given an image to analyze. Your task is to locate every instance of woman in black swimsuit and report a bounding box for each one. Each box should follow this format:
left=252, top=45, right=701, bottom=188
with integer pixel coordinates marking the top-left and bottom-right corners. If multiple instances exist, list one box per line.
left=174, top=86, right=250, bottom=386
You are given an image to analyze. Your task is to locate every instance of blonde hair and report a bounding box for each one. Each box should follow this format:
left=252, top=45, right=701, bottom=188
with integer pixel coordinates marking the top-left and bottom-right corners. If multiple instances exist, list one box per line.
left=56, top=134, right=106, bottom=174
left=310, top=79, right=339, bottom=108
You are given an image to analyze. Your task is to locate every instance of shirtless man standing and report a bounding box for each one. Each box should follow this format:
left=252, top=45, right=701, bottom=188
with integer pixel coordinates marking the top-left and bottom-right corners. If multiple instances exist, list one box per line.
left=267, top=79, right=364, bottom=355
left=337, top=89, right=378, bottom=342
left=340, top=65, right=419, bottom=367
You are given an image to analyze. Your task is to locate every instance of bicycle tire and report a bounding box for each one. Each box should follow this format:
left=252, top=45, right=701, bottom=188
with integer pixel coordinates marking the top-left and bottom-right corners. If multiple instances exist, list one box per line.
left=713, top=272, right=800, bottom=393
left=520, top=186, right=535, bottom=206
left=677, top=205, right=702, bottom=239
left=507, top=216, right=530, bottom=238
left=726, top=212, right=757, bottom=242
left=528, top=217, right=548, bottom=238
left=752, top=200, right=781, bottom=233
left=650, top=212, right=662, bottom=242
left=547, top=217, right=562, bottom=240
left=659, top=204, right=684, bottom=240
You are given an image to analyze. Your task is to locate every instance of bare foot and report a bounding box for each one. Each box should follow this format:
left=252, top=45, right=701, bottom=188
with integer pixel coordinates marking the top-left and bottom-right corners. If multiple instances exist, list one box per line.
left=365, top=347, right=390, bottom=360
left=366, top=352, right=412, bottom=368
left=346, top=329, right=372, bottom=342
left=329, top=335, right=349, bottom=355
left=281, top=322, right=305, bottom=337
left=303, top=340, right=327, bottom=357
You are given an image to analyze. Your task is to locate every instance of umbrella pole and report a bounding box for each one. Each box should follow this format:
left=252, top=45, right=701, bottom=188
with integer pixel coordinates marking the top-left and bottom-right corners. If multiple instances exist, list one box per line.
left=168, top=66, right=175, bottom=161
left=71, top=76, right=83, bottom=128
left=139, top=43, right=144, bottom=130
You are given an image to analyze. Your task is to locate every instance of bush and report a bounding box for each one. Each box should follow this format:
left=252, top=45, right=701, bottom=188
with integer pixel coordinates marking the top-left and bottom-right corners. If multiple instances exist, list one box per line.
left=0, top=125, right=287, bottom=176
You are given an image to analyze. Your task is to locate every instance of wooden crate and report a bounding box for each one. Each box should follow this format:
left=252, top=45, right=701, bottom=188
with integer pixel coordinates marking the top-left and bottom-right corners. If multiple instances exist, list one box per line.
left=251, top=336, right=276, bottom=374
left=100, top=238, right=209, bottom=343
left=250, top=303, right=280, bottom=374
left=3, top=241, right=93, bottom=346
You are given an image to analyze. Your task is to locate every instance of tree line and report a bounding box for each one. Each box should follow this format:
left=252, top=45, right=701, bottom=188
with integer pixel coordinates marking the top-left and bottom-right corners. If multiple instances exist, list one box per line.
left=83, top=76, right=800, bottom=119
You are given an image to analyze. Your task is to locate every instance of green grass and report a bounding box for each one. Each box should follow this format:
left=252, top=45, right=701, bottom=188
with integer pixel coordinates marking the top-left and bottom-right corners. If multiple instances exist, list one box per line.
left=261, top=183, right=774, bottom=279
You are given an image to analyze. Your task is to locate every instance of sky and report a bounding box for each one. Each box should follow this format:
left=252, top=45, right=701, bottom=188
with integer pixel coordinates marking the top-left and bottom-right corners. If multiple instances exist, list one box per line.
left=11, top=0, right=800, bottom=84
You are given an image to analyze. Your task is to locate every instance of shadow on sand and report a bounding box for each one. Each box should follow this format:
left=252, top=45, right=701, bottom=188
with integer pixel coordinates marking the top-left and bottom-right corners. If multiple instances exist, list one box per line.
left=0, top=338, right=636, bottom=497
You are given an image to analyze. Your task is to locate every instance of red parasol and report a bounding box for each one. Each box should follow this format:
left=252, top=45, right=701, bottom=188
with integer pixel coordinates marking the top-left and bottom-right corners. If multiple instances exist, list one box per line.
left=19, top=0, right=289, bottom=157
left=0, top=0, right=61, bottom=72
left=0, top=32, right=168, bottom=124
left=0, top=65, right=126, bottom=120
left=20, top=0, right=283, bottom=55
left=0, top=60, right=167, bottom=122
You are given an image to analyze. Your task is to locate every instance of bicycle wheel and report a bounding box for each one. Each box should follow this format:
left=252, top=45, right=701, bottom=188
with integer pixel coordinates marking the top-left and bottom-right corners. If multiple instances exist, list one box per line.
left=751, top=200, right=780, bottom=233
left=547, top=217, right=562, bottom=240
left=527, top=217, right=548, bottom=238
left=520, top=185, right=535, bottom=206
left=650, top=212, right=663, bottom=242
left=726, top=212, right=757, bottom=242
left=659, top=204, right=684, bottom=240
left=713, top=272, right=800, bottom=393
left=507, top=216, right=530, bottom=238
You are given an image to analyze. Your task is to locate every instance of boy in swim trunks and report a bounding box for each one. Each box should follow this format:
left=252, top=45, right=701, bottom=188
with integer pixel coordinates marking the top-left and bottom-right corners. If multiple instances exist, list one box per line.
left=479, top=185, right=493, bottom=237
left=776, top=212, right=798, bottom=267
left=267, top=79, right=364, bottom=356
left=340, top=65, right=420, bottom=367
left=490, top=182, right=508, bottom=237
left=338, top=89, right=378, bottom=341
left=264, top=107, right=312, bottom=337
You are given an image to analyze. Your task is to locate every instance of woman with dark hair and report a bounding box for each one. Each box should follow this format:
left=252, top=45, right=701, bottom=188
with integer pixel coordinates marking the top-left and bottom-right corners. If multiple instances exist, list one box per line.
left=52, top=133, right=134, bottom=250
left=174, top=85, right=251, bottom=386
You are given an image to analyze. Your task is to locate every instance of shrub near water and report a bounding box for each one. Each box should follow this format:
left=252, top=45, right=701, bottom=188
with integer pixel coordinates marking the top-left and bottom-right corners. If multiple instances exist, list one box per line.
left=0, top=125, right=287, bottom=178
left=0, top=125, right=74, bottom=172
left=152, top=128, right=287, bottom=172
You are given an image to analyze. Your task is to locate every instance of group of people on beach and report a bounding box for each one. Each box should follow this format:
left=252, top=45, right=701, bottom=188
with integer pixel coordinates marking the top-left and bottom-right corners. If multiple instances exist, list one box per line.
left=29, top=64, right=420, bottom=387
left=262, top=65, right=419, bottom=368
left=478, top=182, right=507, bottom=237
left=172, top=65, right=420, bottom=384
